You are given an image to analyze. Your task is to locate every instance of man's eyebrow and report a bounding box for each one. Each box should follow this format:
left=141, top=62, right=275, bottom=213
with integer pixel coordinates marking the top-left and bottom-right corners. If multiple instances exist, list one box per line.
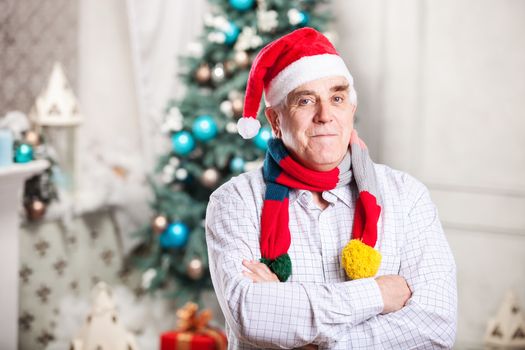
left=330, top=84, right=350, bottom=92
left=287, top=89, right=317, bottom=104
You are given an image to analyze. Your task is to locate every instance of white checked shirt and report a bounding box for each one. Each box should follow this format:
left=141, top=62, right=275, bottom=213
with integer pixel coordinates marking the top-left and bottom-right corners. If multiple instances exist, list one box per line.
left=205, top=163, right=457, bottom=349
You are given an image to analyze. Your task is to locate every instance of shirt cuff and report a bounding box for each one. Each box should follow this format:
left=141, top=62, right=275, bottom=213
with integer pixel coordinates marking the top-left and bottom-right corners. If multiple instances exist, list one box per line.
left=343, top=277, right=384, bottom=325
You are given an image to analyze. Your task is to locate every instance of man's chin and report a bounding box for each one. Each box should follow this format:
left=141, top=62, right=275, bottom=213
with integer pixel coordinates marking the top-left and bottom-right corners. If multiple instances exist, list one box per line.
left=308, top=142, right=345, bottom=156
left=303, top=155, right=344, bottom=171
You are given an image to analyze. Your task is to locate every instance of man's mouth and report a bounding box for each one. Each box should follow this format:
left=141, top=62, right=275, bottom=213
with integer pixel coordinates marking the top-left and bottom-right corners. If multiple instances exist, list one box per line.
left=311, top=134, right=337, bottom=137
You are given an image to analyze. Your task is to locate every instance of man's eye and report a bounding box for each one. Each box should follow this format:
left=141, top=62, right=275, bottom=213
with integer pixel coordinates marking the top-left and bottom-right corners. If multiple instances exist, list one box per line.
left=298, top=98, right=312, bottom=106
left=333, top=96, right=344, bottom=103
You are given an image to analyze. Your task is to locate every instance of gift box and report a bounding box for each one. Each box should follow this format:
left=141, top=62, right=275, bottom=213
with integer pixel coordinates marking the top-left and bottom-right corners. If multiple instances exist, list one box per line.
left=160, top=302, right=227, bottom=350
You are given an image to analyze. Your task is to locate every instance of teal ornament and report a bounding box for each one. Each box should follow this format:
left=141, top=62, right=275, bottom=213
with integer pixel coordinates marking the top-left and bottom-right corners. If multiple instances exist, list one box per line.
left=297, top=11, right=309, bottom=26
left=15, top=143, right=33, bottom=163
left=230, top=156, right=245, bottom=173
left=224, top=21, right=240, bottom=45
left=253, top=126, right=272, bottom=151
left=171, top=131, right=195, bottom=156
left=160, top=221, right=189, bottom=248
left=229, top=0, right=254, bottom=11
left=192, top=115, right=218, bottom=142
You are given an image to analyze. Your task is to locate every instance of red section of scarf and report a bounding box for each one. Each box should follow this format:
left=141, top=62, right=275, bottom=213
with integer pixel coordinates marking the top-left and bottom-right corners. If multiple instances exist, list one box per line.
left=260, top=198, right=291, bottom=260
left=352, top=191, right=381, bottom=247
left=276, top=156, right=340, bottom=191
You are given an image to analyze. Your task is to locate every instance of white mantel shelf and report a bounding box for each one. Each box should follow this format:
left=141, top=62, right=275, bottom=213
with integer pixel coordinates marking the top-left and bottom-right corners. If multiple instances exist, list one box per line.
left=0, top=159, right=50, bottom=350
left=0, top=159, right=50, bottom=179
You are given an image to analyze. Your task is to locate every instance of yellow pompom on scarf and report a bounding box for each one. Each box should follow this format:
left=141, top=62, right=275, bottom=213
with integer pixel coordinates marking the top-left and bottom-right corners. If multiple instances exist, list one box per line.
left=342, top=239, right=382, bottom=279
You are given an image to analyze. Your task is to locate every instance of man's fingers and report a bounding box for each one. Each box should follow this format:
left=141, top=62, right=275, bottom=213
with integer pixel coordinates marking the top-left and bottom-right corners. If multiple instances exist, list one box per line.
left=259, top=262, right=274, bottom=275
left=242, top=260, right=279, bottom=282
left=243, top=260, right=269, bottom=275
left=242, top=260, right=267, bottom=278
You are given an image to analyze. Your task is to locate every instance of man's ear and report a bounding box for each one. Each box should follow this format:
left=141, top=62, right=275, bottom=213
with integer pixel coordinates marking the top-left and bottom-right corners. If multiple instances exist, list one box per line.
left=264, top=107, right=281, bottom=138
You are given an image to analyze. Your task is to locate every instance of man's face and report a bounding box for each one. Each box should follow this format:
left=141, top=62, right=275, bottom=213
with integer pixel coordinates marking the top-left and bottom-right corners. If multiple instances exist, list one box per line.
left=265, top=76, right=356, bottom=171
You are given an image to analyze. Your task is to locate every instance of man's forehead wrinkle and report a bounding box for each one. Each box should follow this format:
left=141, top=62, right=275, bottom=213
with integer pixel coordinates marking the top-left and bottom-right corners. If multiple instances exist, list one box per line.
left=292, top=90, right=317, bottom=98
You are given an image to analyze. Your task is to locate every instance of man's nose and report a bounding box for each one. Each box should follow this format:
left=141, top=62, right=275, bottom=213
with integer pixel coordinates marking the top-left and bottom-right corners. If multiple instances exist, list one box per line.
left=315, top=99, right=333, bottom=123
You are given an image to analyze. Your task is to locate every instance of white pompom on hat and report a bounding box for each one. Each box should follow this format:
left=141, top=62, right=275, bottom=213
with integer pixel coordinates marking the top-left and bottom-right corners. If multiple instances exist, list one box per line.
left=237, top=27, right=355, bottom=139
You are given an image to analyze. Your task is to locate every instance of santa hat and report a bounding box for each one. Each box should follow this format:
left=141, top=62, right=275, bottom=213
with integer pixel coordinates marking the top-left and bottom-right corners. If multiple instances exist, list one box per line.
left=237, top=27, right=357, bottom=139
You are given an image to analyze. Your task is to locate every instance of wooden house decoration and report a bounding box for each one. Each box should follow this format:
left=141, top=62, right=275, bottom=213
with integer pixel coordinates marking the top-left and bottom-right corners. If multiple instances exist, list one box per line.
left=484, top=289, right=525, bottom=348
left=30, top=62, right=83, bottom=191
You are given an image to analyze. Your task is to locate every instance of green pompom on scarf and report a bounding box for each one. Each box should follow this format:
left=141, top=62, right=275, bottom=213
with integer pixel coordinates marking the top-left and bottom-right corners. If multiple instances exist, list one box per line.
left=260, top=253, right=292, bottom=282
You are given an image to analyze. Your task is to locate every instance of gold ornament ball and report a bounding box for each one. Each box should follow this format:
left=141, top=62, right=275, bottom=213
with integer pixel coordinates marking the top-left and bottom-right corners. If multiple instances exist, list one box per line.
left=195, top=64, right=211, bottom=84
left=234, top=51, right=250, bottom=68
left=187, top=258, right=204, bottom=280
left=24, top=131, right=40, bottom=146
left=224, top=60, right=236, bottom=74
left=26, top=199, right=46, bottom=221
left=152, top=215, right=168, bottom=233
left=201, top=168, right=220, bottom=187
left=231, top=97, right=244, bottom=117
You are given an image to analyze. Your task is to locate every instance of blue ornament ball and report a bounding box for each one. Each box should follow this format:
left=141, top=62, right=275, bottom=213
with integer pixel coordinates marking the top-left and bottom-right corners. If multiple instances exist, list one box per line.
left=230, top=156, right=245, bottom=173
left=229, top=0, right=254, bottom=11
left=192, top=115, right=218, bottom=142
left=224, top=21, right=240, bottom=45
left=253, top=126, right=272, bottom=151
left=298, top=11, right=310, bottom=26
left=171, top=131, right=195, bottom=156
left=160, top=221, right=189, bottom=248
left=15, top=143, right=33, bottom=163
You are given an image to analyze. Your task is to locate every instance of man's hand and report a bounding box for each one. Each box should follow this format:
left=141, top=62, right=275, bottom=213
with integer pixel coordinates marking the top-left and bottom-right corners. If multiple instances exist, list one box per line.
left=375, top=275, right=412, bottom=314
left=242, top=260, right=279, bottom=282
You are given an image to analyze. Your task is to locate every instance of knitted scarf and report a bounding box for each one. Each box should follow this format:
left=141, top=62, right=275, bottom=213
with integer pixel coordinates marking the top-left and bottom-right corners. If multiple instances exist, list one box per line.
left=261, top=130, right=382, bottom=282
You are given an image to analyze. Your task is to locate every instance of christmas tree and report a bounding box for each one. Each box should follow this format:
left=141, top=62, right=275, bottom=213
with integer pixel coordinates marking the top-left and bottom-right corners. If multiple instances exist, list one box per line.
left=130, top=0, right=332, bottom=304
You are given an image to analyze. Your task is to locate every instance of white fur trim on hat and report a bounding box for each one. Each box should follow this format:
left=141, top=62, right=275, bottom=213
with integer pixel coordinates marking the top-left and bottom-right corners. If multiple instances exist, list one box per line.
left=264, top=54, right=354, bottom=106
left=237, top=117, right=261, bottom=139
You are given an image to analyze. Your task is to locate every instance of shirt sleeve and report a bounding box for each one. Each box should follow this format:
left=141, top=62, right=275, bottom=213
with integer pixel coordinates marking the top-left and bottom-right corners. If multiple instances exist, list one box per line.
left=327, top=182, right=458, bottom=349
left=205, top=192, right=384, bottom=349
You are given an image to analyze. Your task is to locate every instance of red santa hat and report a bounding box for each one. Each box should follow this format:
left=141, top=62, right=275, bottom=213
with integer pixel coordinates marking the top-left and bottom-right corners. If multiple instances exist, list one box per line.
left=237, top=27, right=356, bottom=139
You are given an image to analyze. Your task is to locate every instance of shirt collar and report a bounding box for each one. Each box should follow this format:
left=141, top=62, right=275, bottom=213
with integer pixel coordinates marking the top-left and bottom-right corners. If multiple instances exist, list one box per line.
left=326, top=185, right=354, bottom=208
left=289, top=188, right=307, bottom=205
left=288, top=183, right=354, bottom=208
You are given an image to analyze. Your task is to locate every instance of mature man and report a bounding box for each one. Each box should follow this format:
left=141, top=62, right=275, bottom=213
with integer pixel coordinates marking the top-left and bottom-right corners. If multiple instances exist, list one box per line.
left=205, top=28, right=457, bottom=349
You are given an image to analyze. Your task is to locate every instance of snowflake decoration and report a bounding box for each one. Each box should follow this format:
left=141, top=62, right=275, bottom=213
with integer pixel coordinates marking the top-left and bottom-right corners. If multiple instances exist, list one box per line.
left=161, top=107, right=183, bottom=133
left=257, top=9, right=278, bottom=32
left=234, top=27, right=263, bottom=52
left=288, top=8, right=303, bottom=26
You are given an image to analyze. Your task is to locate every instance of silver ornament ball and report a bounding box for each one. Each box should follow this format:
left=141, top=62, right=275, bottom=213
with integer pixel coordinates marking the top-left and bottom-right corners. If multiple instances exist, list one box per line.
left=187, top=258, right=204, bottom=280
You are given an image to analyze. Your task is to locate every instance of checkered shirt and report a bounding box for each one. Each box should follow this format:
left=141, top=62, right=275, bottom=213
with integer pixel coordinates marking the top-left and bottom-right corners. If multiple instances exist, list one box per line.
left=205, top=163, right=457, bottom=349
